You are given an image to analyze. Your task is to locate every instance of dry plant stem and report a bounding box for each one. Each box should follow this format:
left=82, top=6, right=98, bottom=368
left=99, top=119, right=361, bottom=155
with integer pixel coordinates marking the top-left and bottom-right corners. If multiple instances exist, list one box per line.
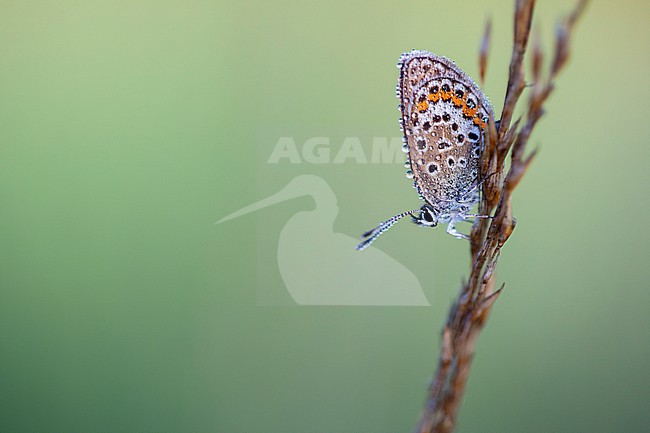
left=414, top=1, right=587, bottom=432
left=478, top=17, right=492, bottom=84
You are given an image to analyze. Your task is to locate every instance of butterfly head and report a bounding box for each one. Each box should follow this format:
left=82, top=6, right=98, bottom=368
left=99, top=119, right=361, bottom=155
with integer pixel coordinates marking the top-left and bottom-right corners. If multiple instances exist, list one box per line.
left=411, top=205, right=438, bottom=228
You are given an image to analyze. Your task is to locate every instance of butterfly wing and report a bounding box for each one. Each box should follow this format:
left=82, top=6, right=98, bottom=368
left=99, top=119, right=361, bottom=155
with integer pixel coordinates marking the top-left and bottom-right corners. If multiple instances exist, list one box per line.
left=398, top=51, right=493, bottom=208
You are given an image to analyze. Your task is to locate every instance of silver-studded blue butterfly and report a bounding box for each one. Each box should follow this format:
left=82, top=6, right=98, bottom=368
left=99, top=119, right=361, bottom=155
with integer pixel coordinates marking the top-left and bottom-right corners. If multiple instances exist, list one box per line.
left=356, top=50, right=493, bottom=251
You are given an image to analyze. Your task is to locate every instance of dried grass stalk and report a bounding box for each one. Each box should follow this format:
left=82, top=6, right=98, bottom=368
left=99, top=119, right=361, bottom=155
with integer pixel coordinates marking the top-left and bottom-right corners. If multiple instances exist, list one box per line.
left=414, top=1, right=587, bottom=432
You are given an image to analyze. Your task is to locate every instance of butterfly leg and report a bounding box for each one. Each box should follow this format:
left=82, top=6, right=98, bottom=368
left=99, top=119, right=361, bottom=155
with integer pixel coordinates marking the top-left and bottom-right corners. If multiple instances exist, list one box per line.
left=446, top=220, right=470, bottom=240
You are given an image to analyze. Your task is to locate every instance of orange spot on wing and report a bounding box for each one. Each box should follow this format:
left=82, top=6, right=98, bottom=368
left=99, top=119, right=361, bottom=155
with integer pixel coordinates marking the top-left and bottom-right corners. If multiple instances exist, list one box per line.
left=463, top=106, right=477, bottom=117
left=451, top=95, right=463, bottom=106
left=425, top=88, right=488, bottom=130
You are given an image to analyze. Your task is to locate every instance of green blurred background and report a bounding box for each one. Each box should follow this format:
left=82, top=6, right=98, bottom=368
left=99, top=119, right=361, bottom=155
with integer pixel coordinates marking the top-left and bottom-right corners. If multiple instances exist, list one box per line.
left=1, top=0, right=649, bottom=432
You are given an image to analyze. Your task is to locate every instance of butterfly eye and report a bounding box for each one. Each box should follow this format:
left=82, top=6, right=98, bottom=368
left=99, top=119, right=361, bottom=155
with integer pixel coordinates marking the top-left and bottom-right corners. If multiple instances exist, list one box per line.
left=415, top=207, right=437, bottom=227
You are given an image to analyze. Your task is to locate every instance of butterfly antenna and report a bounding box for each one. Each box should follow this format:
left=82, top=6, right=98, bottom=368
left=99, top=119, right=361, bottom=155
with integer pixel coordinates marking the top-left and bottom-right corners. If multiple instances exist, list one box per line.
left=355, top=209, right=420, bottom=251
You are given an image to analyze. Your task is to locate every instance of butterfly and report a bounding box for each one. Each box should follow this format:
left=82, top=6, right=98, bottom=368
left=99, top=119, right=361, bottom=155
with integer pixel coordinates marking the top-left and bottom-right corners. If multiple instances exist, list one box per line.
left=356, top=50, right=493, bottom=251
